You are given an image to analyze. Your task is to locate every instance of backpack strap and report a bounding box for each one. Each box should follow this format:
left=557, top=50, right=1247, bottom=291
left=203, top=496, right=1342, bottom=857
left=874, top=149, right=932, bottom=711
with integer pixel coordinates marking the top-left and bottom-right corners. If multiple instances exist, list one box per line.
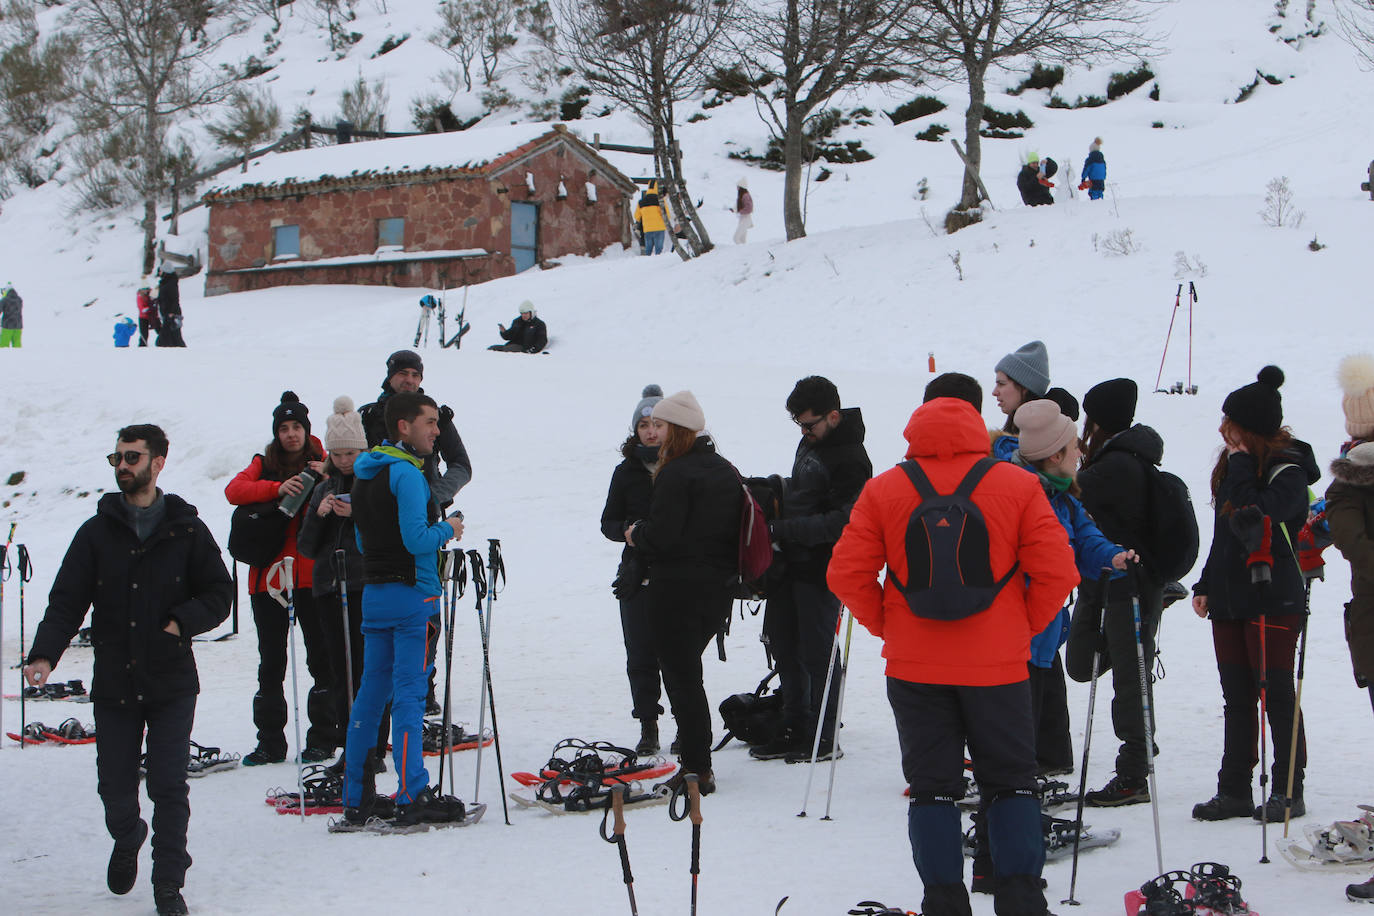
left=899, top=459, right=938, bottom=499
left=1265, top=462, right=1299, bottom=485
left=952, top=457, right=1000, bottom=499
left=899, top=456, right=999, bottom=499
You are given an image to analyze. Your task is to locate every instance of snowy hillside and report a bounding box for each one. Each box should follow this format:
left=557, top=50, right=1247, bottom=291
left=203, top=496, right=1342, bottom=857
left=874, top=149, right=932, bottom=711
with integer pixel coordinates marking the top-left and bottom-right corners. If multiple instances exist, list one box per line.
left=3, top=0, right=1374, bottom=913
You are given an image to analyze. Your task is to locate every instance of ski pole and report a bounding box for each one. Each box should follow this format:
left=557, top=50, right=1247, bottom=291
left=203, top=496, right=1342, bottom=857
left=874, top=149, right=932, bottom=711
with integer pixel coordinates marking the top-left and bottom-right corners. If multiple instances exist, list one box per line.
left=1153, top=285, right=1181, bottom=393
left=606, top=784, right=640, bottom=916
left=484, top=539, right=509, bottom=824
left=799, top=610, right=844, bottom=817
left=1131, top=564, right=1164, bottom=876
left=1284, top=575, right=1315, bottom=837
left=437, top=546, right=463, bottom=796
left=334, top=550, right=354, bottom=711
left=269, top=557, right=305, bottom=822
left=1063, top=568, right=1113, bottom=906
left=1258, top=612, right=1271, bottom=863
left=17, top=545, right=32, bottom=751
left=686, top=772, right=703, bottom=916
left=231, top=562, right=240, bottom=637
left=468, top=549, right=489, bottom=801
left=1186, top=281, right=1197, bottom=392
left=821, top=609, right=855, bottom=821
left=1, top=521, right=15, bottom=747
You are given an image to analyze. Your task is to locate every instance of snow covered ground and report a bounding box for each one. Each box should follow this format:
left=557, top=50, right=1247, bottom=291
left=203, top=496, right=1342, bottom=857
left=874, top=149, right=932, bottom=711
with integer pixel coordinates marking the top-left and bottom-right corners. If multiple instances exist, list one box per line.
left=3, top=0, right=1374, bottom=912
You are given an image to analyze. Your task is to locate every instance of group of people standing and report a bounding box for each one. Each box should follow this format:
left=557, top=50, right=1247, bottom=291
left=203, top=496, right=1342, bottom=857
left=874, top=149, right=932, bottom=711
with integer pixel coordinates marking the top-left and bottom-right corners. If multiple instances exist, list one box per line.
left=131, top=269, right=187, bottom=348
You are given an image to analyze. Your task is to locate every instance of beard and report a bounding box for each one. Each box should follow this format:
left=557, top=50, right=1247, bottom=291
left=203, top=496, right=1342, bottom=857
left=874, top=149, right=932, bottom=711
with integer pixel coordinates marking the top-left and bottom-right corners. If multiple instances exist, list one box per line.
left=116, top=464, right=153, bottom=496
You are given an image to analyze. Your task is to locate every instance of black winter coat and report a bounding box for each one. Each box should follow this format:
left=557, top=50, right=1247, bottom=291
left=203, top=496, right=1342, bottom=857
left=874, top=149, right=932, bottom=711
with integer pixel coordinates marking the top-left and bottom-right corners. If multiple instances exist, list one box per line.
left=634, top=436, right=742, bottom=583
left=296, top=472, right=365, bottom=597
left=360, top=385, right=473, bottom=510
left=28, top=493, right=233, bottom=705
left=1078, top=424, right=1167, bottom=598
left=1327, top=450, right=1374, bottom=683
left=1194, top=442, right=1320, bottom=621
left=772, top=408, right=873, bottom=583
left=601, top=453, right=655, bottom=563
left=501, top=315, right=548, bottom=352
left=1017, top=164, right=1054, bottom=206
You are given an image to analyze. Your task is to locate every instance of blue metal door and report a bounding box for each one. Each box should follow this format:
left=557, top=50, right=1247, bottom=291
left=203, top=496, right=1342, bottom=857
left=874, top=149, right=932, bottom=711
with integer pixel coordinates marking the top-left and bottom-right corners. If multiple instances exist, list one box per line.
left=511, top=202, right=538, bottom=272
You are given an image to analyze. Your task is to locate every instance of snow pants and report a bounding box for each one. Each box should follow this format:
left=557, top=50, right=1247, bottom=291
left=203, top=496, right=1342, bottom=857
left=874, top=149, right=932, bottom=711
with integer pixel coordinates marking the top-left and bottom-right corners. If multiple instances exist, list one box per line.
left=619, top=588, right=664, bottom=721
left=249, top=589, right=337, bottom=754
left=763, top=576, right=842, bottom=740
left=1211, top=615, right=1306, bottom=800
left=343, top=583, right=437, bottom=807
left=94, top=695, right=196, bottom=888
left=649, top=577, right=730, bottom=775
left=0, top=327, right=21, bottom=347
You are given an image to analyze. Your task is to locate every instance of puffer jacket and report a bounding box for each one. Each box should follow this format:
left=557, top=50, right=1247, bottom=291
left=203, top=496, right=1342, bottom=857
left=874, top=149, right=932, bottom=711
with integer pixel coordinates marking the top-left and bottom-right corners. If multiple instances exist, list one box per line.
left=224, top=437, right=325, bottom=594
left=633, top=436, right=742, bottom=583
left=827, top=397, right=1078, bottom=686
left=601, top=451, right=655, bottom=563
left=1078, top=423, right=1166, bottom=595
left=1328, top=447, right=1374, bottom=683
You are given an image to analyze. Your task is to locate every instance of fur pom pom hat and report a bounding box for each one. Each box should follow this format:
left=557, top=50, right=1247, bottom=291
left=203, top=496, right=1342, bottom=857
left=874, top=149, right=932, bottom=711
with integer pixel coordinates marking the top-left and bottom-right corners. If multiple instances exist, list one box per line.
left=326, top=395, right=368, bottom=451
left=630, top=384, right=665, bottom=433
left=1223, top=365, right=1285, bottom=437
left=272, top=391, right=311, bottom=437
left=1338, top=353, right=1374, bottom=439
left=652, top=390, right=706, bottom=433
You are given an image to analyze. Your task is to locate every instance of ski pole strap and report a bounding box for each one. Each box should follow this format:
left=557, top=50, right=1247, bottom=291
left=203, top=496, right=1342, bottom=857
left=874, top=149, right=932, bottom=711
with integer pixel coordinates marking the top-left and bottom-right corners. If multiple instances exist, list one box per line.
left=452, top=548, right=467, bottom=598
left=264, top=558, right=295, bottom=609
left=467, top=549, right=487, bottom=608
left=488, top=538, right=505, bottom=591
left=17, top=544, right=32, bottom=582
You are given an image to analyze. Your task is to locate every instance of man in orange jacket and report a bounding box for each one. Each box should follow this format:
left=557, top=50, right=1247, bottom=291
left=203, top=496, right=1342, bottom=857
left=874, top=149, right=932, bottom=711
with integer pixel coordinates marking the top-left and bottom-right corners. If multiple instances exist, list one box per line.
left=828, top=373, right=1078, bottom=916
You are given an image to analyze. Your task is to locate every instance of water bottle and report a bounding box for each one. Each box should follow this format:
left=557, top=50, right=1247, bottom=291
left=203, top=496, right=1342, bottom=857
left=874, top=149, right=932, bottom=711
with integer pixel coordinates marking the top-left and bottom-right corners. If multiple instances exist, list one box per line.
left=277, top=468, right=321, bottom=518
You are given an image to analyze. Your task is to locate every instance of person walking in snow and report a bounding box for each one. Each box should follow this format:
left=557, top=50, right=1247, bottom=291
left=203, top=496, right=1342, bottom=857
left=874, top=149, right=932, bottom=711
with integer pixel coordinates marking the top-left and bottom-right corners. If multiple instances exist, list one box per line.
left=154, top=268, right=185, bottom=348
left=1068, top=378, right=1170, bottom=808
left=1, top=282, right=23, bottom=347
left=634, top=181, right=669, bottom=255
left=1080, top=138, right=1107, bottom=200
left=342, top=391, right=467, bottom=826
left=24, top=424, right=232, bottom=916
left=1191, top=366, right=1317, bottom=823
left=624, top=391, right=744, bottom=796
left=827, top=372, right=1078, bottom=916
left=489, top=301, right=548, bottom=353
left=136, top=280, right=158, bottom=347
left=732, top=177, right=754, bottom=244
left=226, top=392, right=339, bottom=766
left=749, top=376, right=871, bottom=763
left=601, top=384, right=670, bottom=756
left=1017, top=153, right=1056, bottom=207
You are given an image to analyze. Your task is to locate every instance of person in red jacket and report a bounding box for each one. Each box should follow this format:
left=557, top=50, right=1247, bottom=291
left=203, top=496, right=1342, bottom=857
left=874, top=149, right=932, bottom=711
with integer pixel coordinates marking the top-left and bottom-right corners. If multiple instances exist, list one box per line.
left=828, top=373, right=1078, bottom=916
left=225, top=391, right=338, bottom=765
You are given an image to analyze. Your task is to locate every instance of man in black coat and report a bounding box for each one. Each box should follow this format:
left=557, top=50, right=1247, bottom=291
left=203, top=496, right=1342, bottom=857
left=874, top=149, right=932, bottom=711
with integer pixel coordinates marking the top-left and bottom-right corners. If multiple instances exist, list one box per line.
left=154, top=269, right=186, bottom=347
left=751, top=376, right=872, bottom=762
left=24, top=424, right=232, bottom=916
left=488, top=301, right=548, bottom=353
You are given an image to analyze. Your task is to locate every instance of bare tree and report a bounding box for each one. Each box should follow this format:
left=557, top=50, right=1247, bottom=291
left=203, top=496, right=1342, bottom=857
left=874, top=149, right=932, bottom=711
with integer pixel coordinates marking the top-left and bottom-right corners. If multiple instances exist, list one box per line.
left=554, top=0, right=733, bottom=257
left=66, top=0, right=241, bottom=272
left=431, top=0, right=519, bottom=91
left=207, top=84, right=282, bottom=156
left=1336, top=0, right=1374, bottom=68
left=898, top=0, right=1156, bottom=217
left=734, top=0, right=922, bottom=240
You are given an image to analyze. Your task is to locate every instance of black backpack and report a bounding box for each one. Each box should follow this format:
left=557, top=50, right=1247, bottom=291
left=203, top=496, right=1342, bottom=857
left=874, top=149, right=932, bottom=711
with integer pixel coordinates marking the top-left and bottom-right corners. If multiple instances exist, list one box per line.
left=227, top=500, right=290, bottom=568
left=714, top=670, right=783, bottom=750
left=889, top=457, right=1019, bottom=621
left=1138, top=460, right=1200, bottom=582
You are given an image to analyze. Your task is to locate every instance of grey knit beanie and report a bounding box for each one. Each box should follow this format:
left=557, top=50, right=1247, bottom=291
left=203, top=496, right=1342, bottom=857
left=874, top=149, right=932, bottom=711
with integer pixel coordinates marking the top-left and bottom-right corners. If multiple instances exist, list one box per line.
left=652, top=390, right=706, bottom=433
left=630, top=384, right=664, bottom=433
left=996, top=340, right=1050, bottom=397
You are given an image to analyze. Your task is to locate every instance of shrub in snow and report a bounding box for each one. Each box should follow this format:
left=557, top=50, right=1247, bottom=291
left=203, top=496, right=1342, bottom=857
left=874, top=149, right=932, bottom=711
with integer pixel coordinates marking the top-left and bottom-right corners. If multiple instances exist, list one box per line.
left=1099, top=229, right=1141, bottom=256
left=1260, top=176, right=1304, bottom=228
left=1173, top=251, right=1209, bottom=278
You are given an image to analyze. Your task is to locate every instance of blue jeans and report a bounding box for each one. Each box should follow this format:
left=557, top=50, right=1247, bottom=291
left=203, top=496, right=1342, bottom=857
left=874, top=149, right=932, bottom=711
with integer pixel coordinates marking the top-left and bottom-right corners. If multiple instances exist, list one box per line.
left=643, top=230, right=665, bottom=255
left=343, top=583, right=438, bottom=806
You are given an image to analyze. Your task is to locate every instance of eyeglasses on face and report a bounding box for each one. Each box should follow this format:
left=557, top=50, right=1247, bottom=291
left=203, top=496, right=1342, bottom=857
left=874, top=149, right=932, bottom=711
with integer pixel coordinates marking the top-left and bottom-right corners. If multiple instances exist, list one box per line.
left=792, top=415, right=825, bottom=433
left=107, top=451, right=150, bottom=468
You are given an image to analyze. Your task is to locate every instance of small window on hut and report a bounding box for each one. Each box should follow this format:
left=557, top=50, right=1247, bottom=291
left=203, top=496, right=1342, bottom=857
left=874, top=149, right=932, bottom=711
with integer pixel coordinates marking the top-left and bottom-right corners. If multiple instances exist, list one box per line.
left=273, top=225, right=300, bottom=260
left=377, top=217, right=405, bottom=250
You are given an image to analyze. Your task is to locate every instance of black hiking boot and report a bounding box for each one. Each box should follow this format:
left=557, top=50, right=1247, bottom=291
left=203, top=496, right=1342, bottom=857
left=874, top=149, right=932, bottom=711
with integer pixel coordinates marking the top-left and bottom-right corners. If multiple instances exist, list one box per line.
left=1193, top=793, right=1254, bottom=821
left=395, top=785, right=466, bottom=826
left=242, top=746, right=286, bottom=767
left=785, top=736, right=843, bottom=764
left=635, top=719, right=660, bottom=756
left=153, top=883, right=188, bottom=916
left=1086, top=773, right=1150, bottom=807
left=749, top=727, right=807, bottom=761
left=657, top=768, right=716, bottom=797
left=107, top=818, right=147, bottom=895
left=1347, top=876, right=1374, bottom=902
left=1254, top=793, right=1305, bottom=821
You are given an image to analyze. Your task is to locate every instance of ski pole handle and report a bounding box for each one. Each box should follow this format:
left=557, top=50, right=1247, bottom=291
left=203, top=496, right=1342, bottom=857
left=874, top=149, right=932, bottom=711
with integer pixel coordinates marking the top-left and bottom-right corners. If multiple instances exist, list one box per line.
left=282, top=555, right=295, bottom=589
left=612, top=783, right=628, bottom=835
left=686, top=773, right=702, bottom=828
left=17, top=544, right=32, bottom=582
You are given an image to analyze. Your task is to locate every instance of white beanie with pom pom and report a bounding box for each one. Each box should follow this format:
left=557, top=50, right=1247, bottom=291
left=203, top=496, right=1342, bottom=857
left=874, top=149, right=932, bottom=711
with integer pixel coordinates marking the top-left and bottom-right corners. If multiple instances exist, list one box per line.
left=325, top=395, right=368, bottom=451
left=1339, top=353, right=1374, bottom=439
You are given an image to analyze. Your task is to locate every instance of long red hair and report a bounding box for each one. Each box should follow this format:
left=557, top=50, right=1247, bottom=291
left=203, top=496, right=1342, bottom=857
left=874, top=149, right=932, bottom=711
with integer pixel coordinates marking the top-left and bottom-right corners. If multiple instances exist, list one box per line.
left=653, top=423, right=698, bottom=477
left=1209, top=418, right=1295, bottom=514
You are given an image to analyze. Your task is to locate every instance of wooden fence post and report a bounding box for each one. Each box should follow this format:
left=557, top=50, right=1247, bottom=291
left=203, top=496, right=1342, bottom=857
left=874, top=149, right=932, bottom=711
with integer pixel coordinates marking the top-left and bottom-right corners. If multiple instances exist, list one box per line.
left=1367, top=160, right=1374, bottom=201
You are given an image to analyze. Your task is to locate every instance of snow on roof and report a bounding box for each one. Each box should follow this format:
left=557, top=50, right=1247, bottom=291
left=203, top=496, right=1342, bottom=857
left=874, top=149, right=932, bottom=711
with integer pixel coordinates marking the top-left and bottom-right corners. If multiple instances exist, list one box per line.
left=203, top=122, right=578, bottom=198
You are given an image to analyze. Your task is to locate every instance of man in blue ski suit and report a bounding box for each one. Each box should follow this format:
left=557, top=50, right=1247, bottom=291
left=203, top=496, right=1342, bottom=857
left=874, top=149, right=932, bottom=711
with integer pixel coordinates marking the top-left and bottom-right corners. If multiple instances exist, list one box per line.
left=342, top=391, right=464, bottom=825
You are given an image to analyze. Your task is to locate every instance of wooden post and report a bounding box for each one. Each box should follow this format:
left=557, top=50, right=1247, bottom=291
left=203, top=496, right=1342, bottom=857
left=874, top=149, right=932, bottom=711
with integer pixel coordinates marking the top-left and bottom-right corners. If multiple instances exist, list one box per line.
left=304, top=114, right=312, bottom=149
left=1367, top=160, right=1374, bottom=201
left=169, top=177, right=180, bottom=235
left=379, top=115, right=385, bottom=138
left=949, top=139, right=995, bottom=209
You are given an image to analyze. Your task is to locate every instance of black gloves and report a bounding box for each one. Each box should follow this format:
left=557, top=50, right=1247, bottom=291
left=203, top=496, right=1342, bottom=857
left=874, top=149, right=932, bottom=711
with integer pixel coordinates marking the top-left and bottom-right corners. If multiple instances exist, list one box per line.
left=612, top=554, right=645, bottom=601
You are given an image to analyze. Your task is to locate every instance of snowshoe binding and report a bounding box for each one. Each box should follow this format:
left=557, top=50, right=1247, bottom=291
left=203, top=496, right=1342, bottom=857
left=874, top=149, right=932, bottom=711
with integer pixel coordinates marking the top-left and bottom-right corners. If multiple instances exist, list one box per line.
left=1043, top=814, right=1120, bottom=862
left=421, top=716, right=492, bottom=756
left=7, top=721, right=50, bottom=745
left=1279, top=806, right=1374, bottom=869
left=266, top=764, right=341, bottom=813
left=509, top=738, right=675, bottom=813
left=1188, top=861, right=1253, bottom=915
left=187, top=741, right=240, bottom=777
left=42, top=717, right=96, bottom=744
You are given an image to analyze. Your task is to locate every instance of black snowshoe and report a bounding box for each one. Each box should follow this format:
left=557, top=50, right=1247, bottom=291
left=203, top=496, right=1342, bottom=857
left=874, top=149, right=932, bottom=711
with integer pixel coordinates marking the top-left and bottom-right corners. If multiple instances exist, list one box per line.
left=186, top=741, right=240, bottom=777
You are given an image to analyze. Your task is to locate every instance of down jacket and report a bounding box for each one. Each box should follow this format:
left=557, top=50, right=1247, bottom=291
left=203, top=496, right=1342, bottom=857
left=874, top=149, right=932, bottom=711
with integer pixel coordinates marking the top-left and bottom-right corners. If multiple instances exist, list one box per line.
left=1328, top=447, right=1374, bottom=683
left=223, top=437, right=325, bottom=594
left=633, top=436, right=742, bottom=583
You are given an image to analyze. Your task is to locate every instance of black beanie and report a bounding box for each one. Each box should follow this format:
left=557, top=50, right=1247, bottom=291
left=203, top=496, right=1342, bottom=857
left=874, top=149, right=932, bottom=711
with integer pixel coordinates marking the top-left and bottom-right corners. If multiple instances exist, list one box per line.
left=272, top=391, right=311, bottom=437
left=386, top=349, right=424, bottom=379
left=1083, top=378, right=1138, bottom=435
left=1222, top=366, right=1285, bottom=436
left=1041, top=387, right=1080, bottom=422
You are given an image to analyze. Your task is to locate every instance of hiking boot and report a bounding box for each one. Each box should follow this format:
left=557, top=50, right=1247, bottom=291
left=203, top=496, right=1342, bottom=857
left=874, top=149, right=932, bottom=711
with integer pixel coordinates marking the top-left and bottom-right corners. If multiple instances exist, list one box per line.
left=1254, top=794, right=1305, bottom=822
left=242, top=747, right=286, bottom=767
left=425, top=693, right=442, bottom=717
left=1347, top=876, right=1374, bottom=902
left=656, top=769, right=716, bottom=796
left=107, top=818, right=147, bottom=895
left=749, top=727, right=807, bottom=761
left=300, top=746, right=335, bottom=764
left=785, top=737, right=843, bottom=764
left=342, top=792, right=396, bottom=826
left=635, top=719, right=660, bottom=756
left=1085, top=773, right=1150, bottom=807
left=153, top=883, right=188, bottom=916
left=394, top=785, right=466, bottom=826
left=1192, top=793, right=1254, bottom=821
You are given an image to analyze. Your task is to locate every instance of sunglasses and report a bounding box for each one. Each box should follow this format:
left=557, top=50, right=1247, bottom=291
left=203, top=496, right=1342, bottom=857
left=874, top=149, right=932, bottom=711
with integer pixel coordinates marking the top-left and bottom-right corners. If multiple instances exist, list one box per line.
left=107, top=450, right=150, bottom=468
left=792, top=415, right=826, bottom=433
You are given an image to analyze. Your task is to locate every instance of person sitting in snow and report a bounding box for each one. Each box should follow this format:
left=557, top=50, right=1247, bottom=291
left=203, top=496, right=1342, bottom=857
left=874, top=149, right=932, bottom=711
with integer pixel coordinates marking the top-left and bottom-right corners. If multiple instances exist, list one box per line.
left=1017, top=153, right=1056, bottom=207
left=489, top=301, right=548, bottom=353
left=1080, top=138, right=1107, bottom=200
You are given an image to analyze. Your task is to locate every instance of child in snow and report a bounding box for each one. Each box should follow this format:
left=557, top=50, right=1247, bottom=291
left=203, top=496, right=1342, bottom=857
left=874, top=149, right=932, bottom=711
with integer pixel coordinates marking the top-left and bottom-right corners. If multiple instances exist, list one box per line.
left=732, top=177, right=754, bottom=244
left=1080, top=138, right=1107, bottom=200
left=0, top=282, right=22, bottom=347
left=113, top=317, right=137, bottom=347
left=136, top=280, right=157, bottom=346
left=1017, top=154, right=1056, bottom=206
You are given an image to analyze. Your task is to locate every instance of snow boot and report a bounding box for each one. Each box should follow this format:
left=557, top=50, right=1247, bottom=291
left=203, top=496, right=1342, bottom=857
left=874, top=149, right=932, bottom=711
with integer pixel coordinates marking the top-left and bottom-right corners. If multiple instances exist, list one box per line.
left=921, top=882, right=974, bottom=916
left=1085, top=773, right=1149, bottom=807
left=635, top=719, right=660, bottom=756
left=153, top=883, right=188, bottom=916
left=1253, top=793, right=1304, bottom=822
left=106, top=818, right=148, bottom=895
left=242, top=746, right=286, bottom=767
left=395, top=785, right=466, bottom=826
left=749, top=725, right=807, bottom=761
left=1346, top=876, right=1374, bottom=903
left=657, top=768, right=716, bottom=797
left=1192, top=793, right=1253, bottom=821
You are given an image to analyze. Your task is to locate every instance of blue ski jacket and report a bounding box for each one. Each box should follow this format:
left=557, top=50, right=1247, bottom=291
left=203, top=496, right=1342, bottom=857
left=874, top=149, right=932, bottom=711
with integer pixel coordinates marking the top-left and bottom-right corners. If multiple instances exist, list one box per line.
left=352, top=444, right=452, bottom=597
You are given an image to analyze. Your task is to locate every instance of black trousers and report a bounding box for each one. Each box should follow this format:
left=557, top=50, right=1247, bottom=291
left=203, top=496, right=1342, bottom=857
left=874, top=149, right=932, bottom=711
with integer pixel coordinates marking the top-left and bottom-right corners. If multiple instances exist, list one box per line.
left=1066, top=581, right=1162, bottom=781
left=1212, top=615, right=1306, bottom=799
left=94, top=695, right=196, bottom=887
left=649, top=577, right=731, bottom=774
left=619, top=588, right=664, bottom=720
left=250, top=589, right=338, bottom=753
left=1032, top=653, right=1073, bottom=773
left=763, top=576, right=842, bottom=738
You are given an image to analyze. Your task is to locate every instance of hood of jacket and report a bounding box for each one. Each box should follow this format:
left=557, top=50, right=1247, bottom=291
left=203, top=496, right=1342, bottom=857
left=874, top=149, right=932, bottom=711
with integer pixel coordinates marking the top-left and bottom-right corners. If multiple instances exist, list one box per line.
left=1331, top=455, right=1374, bottom=487
left=354, top=444, right=424, bottom=480
left=821, top=406, right=867, bottom=450
left=1272, top=438, right=1321, bottom=486
left=904, top=398, right=992, bottom=462
left=1093, top=423, right=1164, bottom=467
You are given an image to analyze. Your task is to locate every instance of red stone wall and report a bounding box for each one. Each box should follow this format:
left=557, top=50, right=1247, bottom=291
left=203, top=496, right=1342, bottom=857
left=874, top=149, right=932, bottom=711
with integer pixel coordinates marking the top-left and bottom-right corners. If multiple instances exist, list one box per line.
left=205, top=141, right=632, bottom=296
